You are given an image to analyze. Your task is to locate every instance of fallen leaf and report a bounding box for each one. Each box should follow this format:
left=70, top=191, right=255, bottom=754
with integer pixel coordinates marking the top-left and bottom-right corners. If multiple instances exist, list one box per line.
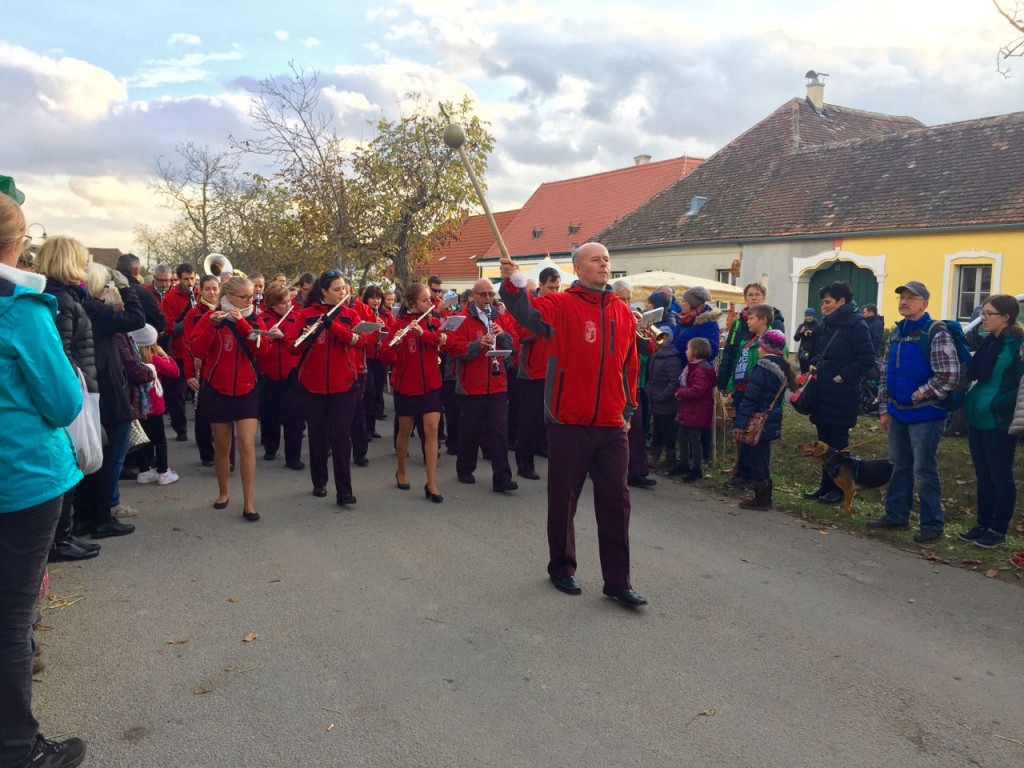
left=167, top=639, right=189, bottom=645
left=193, top=685, right=214, bottom=695
left=961, top=559, right=982, bottom=565
left=227, top=596, right=239, bottom=603
left=819, top=530, right=829, bottom=536
left=698, top=708, right=717, bottom=717
left=985, top=569, right=999, bottom=578
left=243, top=632, right=258, bottom=642
left=907, top=598, right=916, bottom=603
left=326, top=724, right=335, bottom=732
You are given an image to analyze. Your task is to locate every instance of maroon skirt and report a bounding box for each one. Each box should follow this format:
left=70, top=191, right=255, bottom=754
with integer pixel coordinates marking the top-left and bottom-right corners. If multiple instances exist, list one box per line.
left=393, top=389, right=442, bottom=418
left=200, top=384, right=260, bottom=423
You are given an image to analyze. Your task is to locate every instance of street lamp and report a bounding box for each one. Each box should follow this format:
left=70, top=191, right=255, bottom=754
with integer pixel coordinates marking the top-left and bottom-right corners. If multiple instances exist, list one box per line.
left=27, top=223, right=47, bottom=241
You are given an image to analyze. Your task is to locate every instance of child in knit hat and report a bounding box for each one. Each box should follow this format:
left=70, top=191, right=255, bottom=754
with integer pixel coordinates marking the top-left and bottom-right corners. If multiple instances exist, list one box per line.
left=731, top=328, right=796, bottom=510
left=131, top=324, right=180, bottom=486
left=794, top=308, right=819, bottom=374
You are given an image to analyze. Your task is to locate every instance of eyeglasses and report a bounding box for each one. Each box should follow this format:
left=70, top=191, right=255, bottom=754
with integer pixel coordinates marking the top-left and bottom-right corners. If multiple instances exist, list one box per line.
left=475, top=291, right=495, bottom=297
left=431, top=288, right=444, bottom=294
left=323, top=270, right=341, bottom=279
left=234, top=294, right=254, bottom=301
left=981, top=310, right=1005, bottom=318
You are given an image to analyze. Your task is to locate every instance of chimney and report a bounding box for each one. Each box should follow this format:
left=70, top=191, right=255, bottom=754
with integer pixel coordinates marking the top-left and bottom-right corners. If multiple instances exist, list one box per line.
left=634, top=154, right=652, bottom=166
left=804, top=70, right=828, bottom=111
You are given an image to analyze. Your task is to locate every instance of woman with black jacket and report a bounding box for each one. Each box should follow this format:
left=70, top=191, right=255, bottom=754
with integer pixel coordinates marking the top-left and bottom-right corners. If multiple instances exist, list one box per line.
left=75, top=263, right=145, bottom=538
left=36, top=237, right=103, bottom=560
left=804, top=281, right=877, bottom=504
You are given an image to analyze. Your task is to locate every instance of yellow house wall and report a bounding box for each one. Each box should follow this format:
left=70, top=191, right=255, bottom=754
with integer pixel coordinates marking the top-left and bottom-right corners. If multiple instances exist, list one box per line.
left=843, top=230, right=1024, bottom=321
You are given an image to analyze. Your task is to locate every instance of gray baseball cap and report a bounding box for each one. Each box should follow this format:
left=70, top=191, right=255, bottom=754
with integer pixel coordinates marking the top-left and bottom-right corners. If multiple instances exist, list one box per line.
left=894, top=281, right=930, bottom=300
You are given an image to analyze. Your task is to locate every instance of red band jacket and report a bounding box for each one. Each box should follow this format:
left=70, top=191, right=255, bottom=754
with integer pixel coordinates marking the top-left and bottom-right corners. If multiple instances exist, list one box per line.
left=443, top=303, right=514, bottom=396
left=499, top=279, right=639, bottom=427
left=286, top=302, right=372, bottom=395
left=188, top=312, right=269, bottom=397
left=377, top=312, right=444, bottom=396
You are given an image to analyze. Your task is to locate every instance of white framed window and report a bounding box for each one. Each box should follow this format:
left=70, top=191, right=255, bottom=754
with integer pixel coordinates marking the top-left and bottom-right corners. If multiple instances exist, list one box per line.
left=715, top=268, right=737, bottom=310
left=956, top=264, right=991, bottom=322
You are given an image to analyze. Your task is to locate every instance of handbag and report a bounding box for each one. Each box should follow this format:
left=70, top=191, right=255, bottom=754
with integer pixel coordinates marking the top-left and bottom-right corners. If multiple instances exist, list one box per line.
left=788, top=326, right=841, bottom=415
left=67, top=368, right=103, bottom=475
left=788, top=371, right=818, bottom=416
left=738, top=378, right=788, bottom=446
left=127, top=418, right=150, bottom=450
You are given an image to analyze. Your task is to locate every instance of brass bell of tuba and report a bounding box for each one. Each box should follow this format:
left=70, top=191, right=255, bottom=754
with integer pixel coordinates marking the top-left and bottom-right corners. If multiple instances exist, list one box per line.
left=202, top=253, right=245, bottom=279
left=638, top=325, right=672, bottom=351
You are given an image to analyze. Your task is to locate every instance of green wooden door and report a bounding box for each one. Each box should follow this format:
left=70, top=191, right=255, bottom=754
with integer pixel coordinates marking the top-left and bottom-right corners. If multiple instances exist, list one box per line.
left=807, top=261, right=878, bottom=308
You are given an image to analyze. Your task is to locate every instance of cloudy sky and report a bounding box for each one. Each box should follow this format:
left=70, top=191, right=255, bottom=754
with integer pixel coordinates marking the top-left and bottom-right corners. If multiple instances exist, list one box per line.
left=5, top=0, right=1022, bottom=252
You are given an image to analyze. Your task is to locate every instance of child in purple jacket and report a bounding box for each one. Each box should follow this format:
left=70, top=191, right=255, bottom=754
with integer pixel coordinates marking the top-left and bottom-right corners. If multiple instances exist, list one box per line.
left=668, top=337, right=717, bottom=481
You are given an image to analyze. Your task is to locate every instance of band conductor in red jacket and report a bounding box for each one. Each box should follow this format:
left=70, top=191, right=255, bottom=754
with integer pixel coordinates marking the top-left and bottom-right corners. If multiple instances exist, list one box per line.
left=499, top=242, right=647, bottom=607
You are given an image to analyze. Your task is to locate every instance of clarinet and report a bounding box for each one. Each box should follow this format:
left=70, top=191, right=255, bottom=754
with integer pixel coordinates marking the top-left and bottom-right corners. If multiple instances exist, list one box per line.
left=483, top=305, right=503, bottom=377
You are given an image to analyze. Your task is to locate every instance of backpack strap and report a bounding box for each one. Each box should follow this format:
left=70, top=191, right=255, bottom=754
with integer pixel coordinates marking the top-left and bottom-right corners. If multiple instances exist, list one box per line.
left=225, top=322, right=261, bottom=380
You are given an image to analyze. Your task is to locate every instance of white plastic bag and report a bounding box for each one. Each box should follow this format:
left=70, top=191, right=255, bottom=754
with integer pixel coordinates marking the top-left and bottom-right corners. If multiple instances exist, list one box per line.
left=67, top=368, right=103, bottom=475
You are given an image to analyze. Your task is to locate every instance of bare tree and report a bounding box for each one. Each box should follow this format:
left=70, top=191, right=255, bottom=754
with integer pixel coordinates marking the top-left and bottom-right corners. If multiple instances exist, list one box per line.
left=232, top=63, right=353, bottom=271
left=151, top=143, right=239, bottom=257
left=994, top=0, right=1024, bottom=76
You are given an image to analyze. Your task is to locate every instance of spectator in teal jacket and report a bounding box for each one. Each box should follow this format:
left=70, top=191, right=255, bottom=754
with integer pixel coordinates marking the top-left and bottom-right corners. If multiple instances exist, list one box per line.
left=0, top=192, right=87, bottom=768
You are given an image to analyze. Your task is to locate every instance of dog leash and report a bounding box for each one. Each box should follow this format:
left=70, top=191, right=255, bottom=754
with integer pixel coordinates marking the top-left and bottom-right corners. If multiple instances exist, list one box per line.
left=841, top=433, right=886, bottom=453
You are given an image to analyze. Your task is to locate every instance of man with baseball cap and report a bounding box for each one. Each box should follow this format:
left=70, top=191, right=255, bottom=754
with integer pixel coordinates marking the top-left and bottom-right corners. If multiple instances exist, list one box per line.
left=868, top=281, right=960, bottom=544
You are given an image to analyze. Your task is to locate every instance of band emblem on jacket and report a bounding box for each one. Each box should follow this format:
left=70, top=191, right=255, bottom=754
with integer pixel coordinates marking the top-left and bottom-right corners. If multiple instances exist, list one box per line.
left=584, top=320, right=597, bottom=344
left=223, top=335, right=234, bottom=352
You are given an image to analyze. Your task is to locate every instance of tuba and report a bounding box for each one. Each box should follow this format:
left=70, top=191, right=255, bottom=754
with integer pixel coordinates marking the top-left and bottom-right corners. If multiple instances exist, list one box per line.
left=202, top=253, right=246, bottom=279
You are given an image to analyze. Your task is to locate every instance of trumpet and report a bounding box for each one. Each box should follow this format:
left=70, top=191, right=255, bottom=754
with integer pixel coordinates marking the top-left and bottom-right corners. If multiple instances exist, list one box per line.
left=638, top=325, right=672, bottom=351
left=388, top=307, right=434, bottom=347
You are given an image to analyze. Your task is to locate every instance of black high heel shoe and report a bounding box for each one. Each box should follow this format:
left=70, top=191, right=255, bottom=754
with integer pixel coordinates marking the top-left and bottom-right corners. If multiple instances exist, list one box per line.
left=424, top=484, right=443, bottom=503
left=395, top=472, right=410, bottom=491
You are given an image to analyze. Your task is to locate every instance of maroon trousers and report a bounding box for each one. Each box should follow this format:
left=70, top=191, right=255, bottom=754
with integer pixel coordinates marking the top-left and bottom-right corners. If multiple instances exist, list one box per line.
left=627, top=404, right=650, bottom=478
left=546, top=423, right=632, bottom=591
left=302, top=388, right=358, bottom=496
left=515, top=378, right=545, bottom=474
left=456, top=393, right=512, bottom=488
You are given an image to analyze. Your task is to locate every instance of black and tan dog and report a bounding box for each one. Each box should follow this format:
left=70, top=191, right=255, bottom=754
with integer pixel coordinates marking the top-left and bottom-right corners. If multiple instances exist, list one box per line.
left=799, top=440, right=893, bottom=515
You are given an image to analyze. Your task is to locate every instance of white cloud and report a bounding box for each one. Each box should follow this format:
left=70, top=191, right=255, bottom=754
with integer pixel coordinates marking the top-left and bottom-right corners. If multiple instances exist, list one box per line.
left=0, top=42, right=125, bottom=122
left=129, top=50, right=245, bottom=88
left=321, top=87, right=378, bottom=116
left=303, top=37, right=321, bottom=47
left=274, top=30, right=289, bottom=42
left=167, top=32, right=201, bottom=46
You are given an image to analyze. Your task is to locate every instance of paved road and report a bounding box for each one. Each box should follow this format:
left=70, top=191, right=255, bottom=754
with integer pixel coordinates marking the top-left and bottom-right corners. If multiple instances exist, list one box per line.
left=35, top=416, right=1023, bottom=768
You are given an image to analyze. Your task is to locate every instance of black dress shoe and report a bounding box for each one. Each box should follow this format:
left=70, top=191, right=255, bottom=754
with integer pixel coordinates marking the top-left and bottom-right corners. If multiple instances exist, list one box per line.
left=457, top=473, right=476, bottom=484
left=91, top=519, right=135, bottom=538
left=313, top=486, right=327, bottom=497
left=602, top=585, right=648, bottom=607
left=551, top=575, right=582, bottom=595
left=175, top=432, right=189, bottom=442
left=493, top=480, right=519, bottom=493
left=69, top=535, right=100, bottom=552
left=371, top=431, right=383, bottom=439
left=817, top=490, right=844, bottom=505
left=201, top=460, right=214, bottom=467
left=354, top=455, right=369, bottom=467
left=802, top=486, right=828, bottom=500
left=446, top=446, right=458, bottom=456
left=518, top=470, right=541, bottom=480
left=627, top=476, right=657, bottom=488
left=285, top=460, right=305, bottom=470
left=337, top=494, right=357, bottom=506
left=49, top=539, right=100, bottom=562
left=263, top=453, right=277, bottom=461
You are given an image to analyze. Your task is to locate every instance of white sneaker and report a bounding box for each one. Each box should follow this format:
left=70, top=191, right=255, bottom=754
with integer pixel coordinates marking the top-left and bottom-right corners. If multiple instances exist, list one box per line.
left=112, top=504, right=138, bottom=518
left=158, top=469, right=179, bottom=486
left=136, top=469, right=159, bottom=484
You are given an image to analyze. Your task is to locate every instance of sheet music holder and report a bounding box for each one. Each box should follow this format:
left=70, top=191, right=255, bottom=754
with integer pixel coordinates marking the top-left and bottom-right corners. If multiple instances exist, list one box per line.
left=640, top=307, right=664, bottom=328
left=485, top=349, right=513, bottom=358
left=442, top=293, right=460, bottom=309
left=352, top=321, right=384, bottom=334
left=439, top=316, right=466, bottom=332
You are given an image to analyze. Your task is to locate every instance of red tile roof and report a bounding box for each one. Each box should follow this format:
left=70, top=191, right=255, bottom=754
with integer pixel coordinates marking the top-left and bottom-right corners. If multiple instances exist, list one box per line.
left=599, top=99, right=926, bottom=248
left=426, top=210, right=519, bottom=281
left=483, top=156, right=703, bottom=258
